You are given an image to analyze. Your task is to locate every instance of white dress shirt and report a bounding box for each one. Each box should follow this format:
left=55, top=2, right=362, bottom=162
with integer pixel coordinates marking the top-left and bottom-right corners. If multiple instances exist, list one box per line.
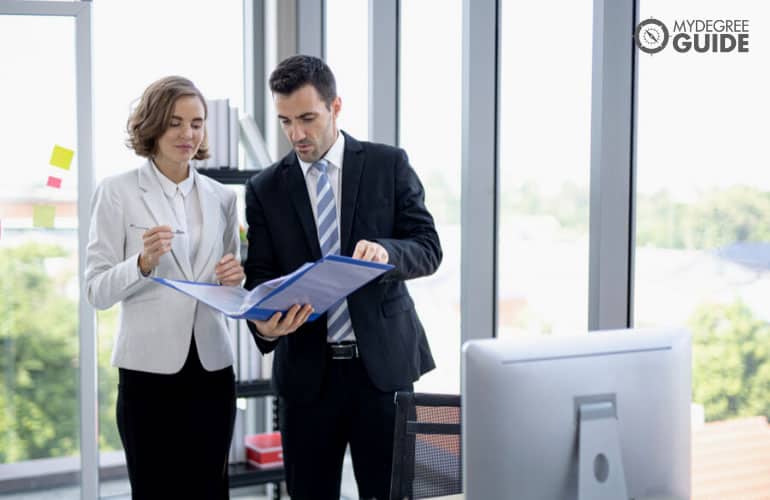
left=298, top=132, right=345, bottom=225
left=151, top=160, right=203, bottom=263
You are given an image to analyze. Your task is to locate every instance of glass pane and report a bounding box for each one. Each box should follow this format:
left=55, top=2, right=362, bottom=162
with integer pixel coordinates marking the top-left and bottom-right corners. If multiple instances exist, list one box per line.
left=91, top=2, right=244, bottom=496
left=92, top=0, right=244, bottom=182
left=635, top=2, right=770, bottom=497
left=400, top=0, right=462, bottom=394
left=497, top=0, right=593, bottom=338
left=0, top=14, right=81, bottom=498
left=326, top=0, right=369, bottom=140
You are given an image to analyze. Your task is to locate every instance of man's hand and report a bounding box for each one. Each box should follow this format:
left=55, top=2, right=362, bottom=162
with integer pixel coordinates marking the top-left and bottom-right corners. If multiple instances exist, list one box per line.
left=249, top=304, right=314, bottom=338
left=215, top=253, right=245, bottom=286
left=352, top=239, right=389, bottom=264
left=138, top=225, right=174, bottom=275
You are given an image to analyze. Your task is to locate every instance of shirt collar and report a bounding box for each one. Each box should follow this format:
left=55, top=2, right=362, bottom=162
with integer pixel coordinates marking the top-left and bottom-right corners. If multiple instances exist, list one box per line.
left=150, top=159, right=196, bottom=198
left=298, top=131, right=346, bottom=178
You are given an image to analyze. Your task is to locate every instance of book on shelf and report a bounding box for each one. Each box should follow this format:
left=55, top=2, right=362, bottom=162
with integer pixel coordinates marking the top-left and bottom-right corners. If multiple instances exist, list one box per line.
left=191, top=98, right=241, bottom=170
left=216, top=98, right=229, bottom=168
left=239, top=114, right=273, bottom=169
left=229, top=105, right=239, bottom=168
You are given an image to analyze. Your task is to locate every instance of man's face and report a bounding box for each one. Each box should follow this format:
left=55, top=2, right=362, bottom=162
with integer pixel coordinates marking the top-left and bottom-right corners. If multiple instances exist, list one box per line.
left=274, top=84, right=341, bottom=163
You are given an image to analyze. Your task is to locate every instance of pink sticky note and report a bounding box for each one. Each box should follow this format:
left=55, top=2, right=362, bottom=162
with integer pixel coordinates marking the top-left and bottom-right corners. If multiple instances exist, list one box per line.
left=47, top=176, right=62, bottom=189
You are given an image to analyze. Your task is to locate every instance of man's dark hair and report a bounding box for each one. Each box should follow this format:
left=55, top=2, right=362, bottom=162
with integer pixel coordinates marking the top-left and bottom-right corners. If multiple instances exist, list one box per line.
left=269, top=55, right=337, bottom=107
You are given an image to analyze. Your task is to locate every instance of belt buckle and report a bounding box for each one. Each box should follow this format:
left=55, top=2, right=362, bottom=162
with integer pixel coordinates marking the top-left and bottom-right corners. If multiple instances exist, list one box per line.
left=330, top=342, right=357, bottom=360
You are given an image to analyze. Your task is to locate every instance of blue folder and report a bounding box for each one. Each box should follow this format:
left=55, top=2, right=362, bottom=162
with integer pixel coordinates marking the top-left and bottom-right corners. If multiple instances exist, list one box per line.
left=152, top=255, right=393, bottom=321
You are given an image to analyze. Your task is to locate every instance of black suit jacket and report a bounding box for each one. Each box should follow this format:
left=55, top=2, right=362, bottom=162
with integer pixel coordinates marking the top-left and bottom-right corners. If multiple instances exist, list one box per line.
left=244, top=132, right=442, bottom=402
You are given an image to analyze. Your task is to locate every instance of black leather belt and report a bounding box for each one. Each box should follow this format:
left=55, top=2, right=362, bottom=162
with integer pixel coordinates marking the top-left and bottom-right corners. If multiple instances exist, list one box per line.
left=327, top=341, right=359, bottom=360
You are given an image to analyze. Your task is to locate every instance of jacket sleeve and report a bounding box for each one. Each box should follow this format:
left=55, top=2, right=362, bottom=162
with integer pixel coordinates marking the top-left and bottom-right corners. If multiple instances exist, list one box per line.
left=84, top=179, right=153, bottom=310
left=243, top=176, right=282, bottom=354
left=374, top=149, right=443, bottom=282
left=222, top=189, right=240, bottom=261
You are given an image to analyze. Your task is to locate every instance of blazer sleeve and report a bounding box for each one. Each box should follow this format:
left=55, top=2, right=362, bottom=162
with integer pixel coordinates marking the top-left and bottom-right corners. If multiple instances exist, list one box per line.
left=84, top=179, right=153, bottom=310
left=243, top=175, right=282, bottom=354
left=222, top=189, right=240, bottom=261
left=374, top=149, right=443, bottom=282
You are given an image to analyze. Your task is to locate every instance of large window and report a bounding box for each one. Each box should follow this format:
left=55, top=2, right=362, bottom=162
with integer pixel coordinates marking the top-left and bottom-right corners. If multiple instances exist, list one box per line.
left=497, top=0, right=593, bottom=338
left=326, top=0, right=369, bottom=140
left=0, top=13, right=81, bottom=497
left=635, top=1, right=770, bottom=496
left=399, top=0, right=462, bottom=393
left=91, top=1, right=243, bottom=496
left=93, top=0, right=244, bottom=181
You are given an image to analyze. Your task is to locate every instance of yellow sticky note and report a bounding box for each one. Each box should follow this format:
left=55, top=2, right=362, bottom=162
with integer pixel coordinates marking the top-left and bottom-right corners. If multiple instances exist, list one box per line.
left=33, top=205, right=56, bottom=228
left=50, top=145, right=75, bottom=170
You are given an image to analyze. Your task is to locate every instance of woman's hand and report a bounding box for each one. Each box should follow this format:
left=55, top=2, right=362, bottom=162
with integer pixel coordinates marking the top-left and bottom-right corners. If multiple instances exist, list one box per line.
left=215, top=253, right=245, bottom=286
left=138, top=225, right=174, bottom=275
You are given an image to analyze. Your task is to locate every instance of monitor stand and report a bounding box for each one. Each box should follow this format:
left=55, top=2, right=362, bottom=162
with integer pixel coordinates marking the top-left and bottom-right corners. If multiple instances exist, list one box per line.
left=578, top=401, right=629, bottom=500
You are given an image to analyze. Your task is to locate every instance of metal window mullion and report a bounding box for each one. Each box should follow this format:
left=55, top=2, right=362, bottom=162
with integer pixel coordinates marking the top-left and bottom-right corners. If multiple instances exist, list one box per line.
left=244, top=0, right=266, bottom=141
left=297, top=0, right=324, bottom=58
left=0, top=1, right=83, bottom=16
left=369, top=0, right=398, bottom=146
left=270, top=0, right=296, bottom=159
left=74, top=2, right=98, bottom=499
left=461, top=0, right=499, bottom=342
left=588, top=0, right=636, bottom=331
left=0, top=5, right=98, bottom=498
left=628, top=0, right=641, bottom=326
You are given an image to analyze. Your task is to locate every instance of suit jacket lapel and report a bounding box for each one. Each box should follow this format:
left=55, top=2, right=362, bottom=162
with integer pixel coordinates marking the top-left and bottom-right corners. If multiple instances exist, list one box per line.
left=138, top=161, right=194, bottom=280
left=191, top=172, right=220, bottom=280
left=340, top=132, right=364, bottom=256
left=282, top=154, right=322, bottom=260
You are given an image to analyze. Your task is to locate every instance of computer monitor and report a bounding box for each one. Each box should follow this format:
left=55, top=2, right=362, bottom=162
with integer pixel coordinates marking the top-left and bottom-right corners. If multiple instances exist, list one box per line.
left=462, top=328, right=690, bottom=500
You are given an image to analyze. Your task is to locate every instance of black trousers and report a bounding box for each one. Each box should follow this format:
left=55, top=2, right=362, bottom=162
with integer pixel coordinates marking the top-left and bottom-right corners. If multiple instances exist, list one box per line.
left=279, top=357, right=412, bottom=500
left=117, top=338, right=236, bottom=500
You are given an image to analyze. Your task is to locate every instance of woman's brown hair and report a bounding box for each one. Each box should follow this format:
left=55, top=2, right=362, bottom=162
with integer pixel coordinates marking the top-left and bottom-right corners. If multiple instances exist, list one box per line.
left=126, top=76, right=209, bottom=160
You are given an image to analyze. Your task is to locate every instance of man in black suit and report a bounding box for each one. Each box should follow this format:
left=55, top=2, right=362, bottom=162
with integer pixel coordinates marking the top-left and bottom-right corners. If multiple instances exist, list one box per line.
left=244, top=55, right=442, bottom=500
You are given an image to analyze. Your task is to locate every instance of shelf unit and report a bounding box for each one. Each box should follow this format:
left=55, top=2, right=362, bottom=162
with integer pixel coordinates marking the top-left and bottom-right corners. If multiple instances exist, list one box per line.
left=199, top=167, right=282, bottom=498
left=196, top=168, right=260, bottom=185
left=228, top=380, right=284, bottom=491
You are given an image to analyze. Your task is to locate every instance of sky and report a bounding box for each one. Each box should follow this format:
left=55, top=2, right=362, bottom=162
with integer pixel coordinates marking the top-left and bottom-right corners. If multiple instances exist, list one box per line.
left=637, top=0, right=770, bottom=200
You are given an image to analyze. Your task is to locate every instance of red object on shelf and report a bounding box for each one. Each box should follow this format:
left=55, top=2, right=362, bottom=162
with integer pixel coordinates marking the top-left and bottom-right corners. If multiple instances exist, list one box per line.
left=245, top=432, right=283, bottom=468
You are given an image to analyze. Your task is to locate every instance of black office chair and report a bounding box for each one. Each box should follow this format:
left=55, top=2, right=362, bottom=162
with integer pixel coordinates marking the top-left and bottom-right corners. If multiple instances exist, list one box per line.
left=389, top=392, right=462, bottom=500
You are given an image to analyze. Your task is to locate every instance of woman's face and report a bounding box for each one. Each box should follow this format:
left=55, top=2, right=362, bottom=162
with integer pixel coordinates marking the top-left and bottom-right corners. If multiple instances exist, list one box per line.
left=155, top=95, right=205, bottom=167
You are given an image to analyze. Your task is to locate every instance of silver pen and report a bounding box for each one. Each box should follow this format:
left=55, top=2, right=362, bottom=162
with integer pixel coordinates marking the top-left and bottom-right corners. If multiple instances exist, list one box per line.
left=129, top=223, right=185, bottom=235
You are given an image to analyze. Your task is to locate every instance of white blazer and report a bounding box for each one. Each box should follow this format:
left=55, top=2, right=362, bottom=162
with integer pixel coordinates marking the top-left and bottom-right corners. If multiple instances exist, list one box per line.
left=85, top=161, right=239, bottom=373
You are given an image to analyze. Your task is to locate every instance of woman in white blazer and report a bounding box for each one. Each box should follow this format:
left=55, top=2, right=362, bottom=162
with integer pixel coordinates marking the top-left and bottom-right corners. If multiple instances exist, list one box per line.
left=85, top=76, right=244, bottom=499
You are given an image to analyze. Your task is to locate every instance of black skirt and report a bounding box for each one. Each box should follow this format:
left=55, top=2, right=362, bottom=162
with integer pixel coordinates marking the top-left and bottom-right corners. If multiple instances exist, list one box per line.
left=116, top=337, right=236, bottom=500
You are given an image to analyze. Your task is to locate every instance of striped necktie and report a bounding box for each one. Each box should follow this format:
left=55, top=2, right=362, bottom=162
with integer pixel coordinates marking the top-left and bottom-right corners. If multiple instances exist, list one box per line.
left=312, top=159, right=355, bottom=343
